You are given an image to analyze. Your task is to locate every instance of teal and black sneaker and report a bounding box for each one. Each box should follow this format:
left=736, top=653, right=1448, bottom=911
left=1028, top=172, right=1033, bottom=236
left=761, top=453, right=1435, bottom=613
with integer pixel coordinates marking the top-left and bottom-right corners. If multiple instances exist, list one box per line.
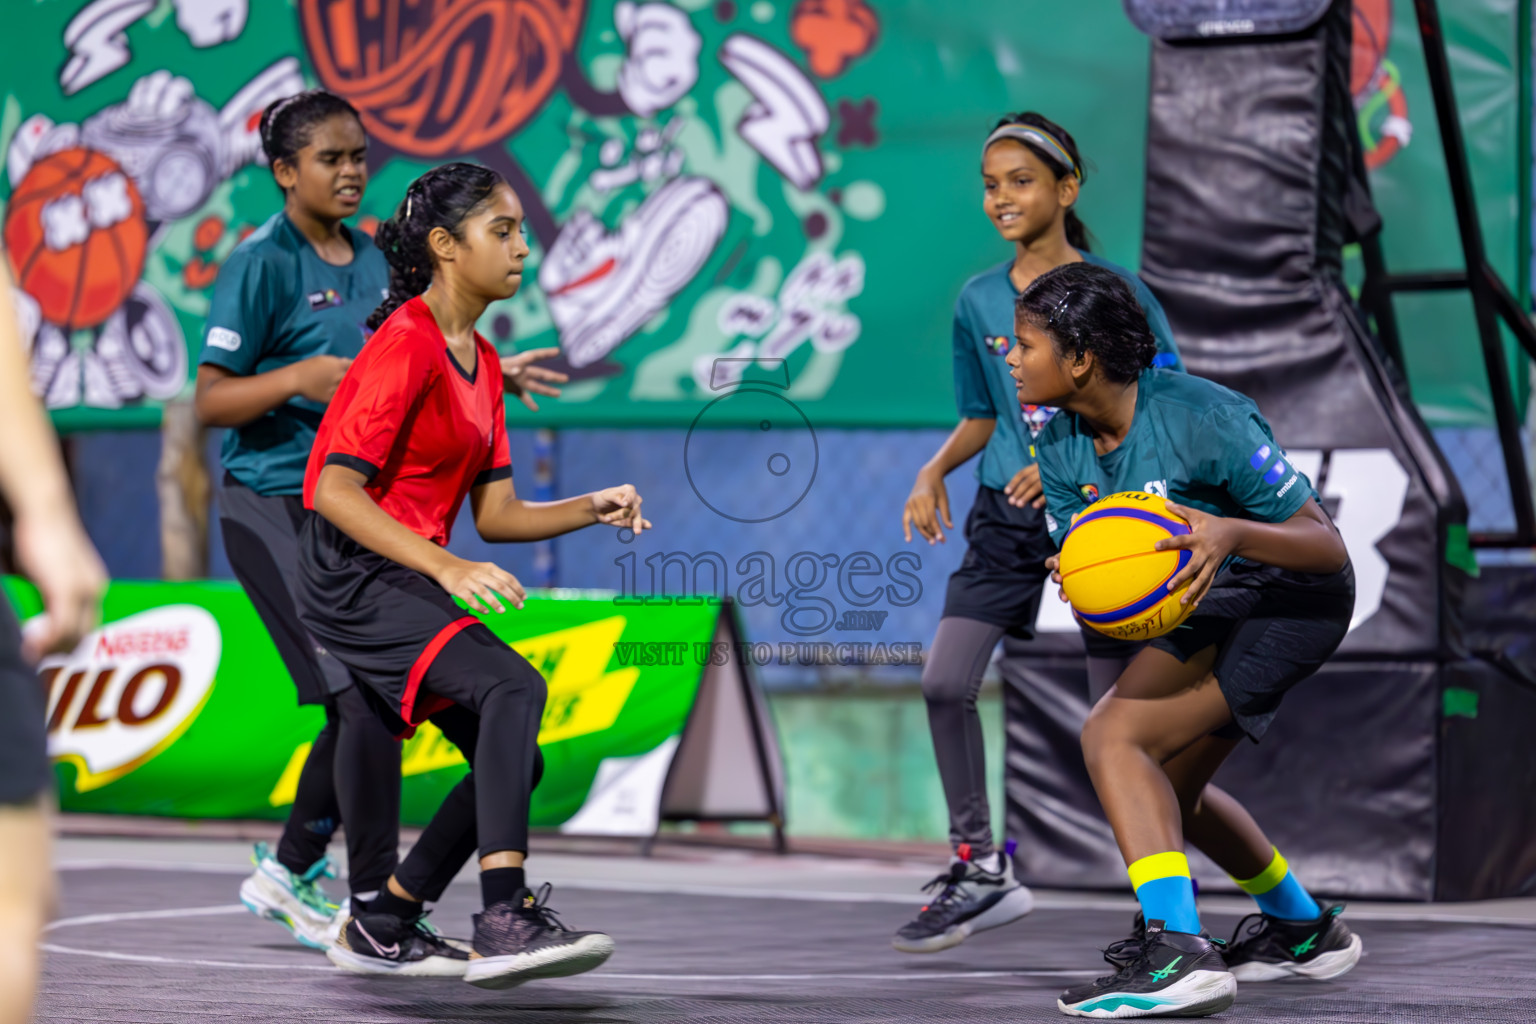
left=1058, top=920, right=1236, bottom=1018
left=1223, top=904, right=1362, bottom=982
left=238, top=842, right=341, bottom=950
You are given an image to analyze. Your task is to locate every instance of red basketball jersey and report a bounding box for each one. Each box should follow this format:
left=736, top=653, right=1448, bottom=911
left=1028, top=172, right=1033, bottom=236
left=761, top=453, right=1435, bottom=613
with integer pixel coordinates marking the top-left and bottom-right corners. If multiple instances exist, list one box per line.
left=304, top=296, right=510, bottom=546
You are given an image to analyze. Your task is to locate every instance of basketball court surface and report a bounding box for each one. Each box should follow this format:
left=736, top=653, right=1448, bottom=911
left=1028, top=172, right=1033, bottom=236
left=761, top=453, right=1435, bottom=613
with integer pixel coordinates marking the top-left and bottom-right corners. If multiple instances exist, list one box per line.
left=39, top=829, right=1536, bottom=1023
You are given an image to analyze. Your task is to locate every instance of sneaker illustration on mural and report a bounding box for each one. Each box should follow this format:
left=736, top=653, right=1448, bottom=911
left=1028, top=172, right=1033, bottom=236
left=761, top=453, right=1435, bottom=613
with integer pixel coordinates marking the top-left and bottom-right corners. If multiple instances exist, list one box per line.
left=539, top=175, right=729, bottom=368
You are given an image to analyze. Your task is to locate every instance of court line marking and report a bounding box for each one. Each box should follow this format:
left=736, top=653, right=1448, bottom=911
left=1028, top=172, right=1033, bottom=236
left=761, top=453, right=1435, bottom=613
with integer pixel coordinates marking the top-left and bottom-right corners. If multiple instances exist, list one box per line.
left=41, top=943, right=339, bottom=972
left=41, top=903, right=1102, bottom=979
left=51, top=861, right=1536, bottom=928
left=43, top=903, right=246, bottom=930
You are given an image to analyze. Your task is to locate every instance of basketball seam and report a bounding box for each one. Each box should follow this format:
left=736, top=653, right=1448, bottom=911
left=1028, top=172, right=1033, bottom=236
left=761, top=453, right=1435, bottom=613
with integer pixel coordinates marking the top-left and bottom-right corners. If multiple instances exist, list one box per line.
left=64, top=223, right=93, bottom=332
left=1060, top=546, right=1182, bottom=579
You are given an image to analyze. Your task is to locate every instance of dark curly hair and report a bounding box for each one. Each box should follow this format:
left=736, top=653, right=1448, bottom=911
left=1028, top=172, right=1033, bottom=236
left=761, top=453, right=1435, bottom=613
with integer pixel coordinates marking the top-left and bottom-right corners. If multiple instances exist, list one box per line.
left=986, top=112, right=1095, bottom=253
left=257, top=89, right=362, bottom=187
left=1015, top=263, right=1156, bottom=384
left=367, top=162, right=505, bottom=330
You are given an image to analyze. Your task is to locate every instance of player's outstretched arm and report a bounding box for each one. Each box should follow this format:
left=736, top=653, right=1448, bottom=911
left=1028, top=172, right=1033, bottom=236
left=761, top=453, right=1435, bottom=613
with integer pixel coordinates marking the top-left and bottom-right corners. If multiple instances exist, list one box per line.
left=470, top=477, right=651, bottom=543
left=0, top=269, right=106, bottom=659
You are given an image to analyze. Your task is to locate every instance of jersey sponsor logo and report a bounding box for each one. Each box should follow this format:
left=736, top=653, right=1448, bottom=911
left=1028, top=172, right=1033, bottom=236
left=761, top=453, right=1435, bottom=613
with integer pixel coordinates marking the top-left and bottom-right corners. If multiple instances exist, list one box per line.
left=32, top=605, right=221, bottom=792
left=1144, top=480, right=1168, bottom=498
left=984, top=334, right=1010, bottom=355
left=1079, top=484, right=1099, bottom=502
left=1263, top=459, right=1289, bottom=485
left=1021, top=403, right=1057, bottom=437
left=1249, top=444, right=1272, bottom=470
left=1276, top=473, right=1300, bottom=498
left=205, top=326, right=241, bottom=351
left=307, top=289, right=343, bottom=310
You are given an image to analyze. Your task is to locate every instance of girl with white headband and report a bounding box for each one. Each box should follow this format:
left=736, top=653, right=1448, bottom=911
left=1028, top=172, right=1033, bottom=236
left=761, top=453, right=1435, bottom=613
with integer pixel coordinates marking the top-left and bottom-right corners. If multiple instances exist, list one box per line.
left=894, top=112, right=1184, bottom=954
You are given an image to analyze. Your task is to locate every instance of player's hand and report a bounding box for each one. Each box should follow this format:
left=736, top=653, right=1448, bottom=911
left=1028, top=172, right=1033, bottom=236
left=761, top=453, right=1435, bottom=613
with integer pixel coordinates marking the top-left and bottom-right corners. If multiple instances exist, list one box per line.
left=290, top=355, right=352, bottom=404
left=1156, top=501, right=1242, bottom=608
left=1004, top=463, right=1046, bottom=509
left=500, top=348, right=569, bottom=412
left=592, top=484, right=651, bottom=535
left=903, top=468, right=951, bottom=544
left=12, top=512, right=107, bottom=661
left=435, top=558, right=526, bottom=614
left=1045, top=553, right=1070, bottom=601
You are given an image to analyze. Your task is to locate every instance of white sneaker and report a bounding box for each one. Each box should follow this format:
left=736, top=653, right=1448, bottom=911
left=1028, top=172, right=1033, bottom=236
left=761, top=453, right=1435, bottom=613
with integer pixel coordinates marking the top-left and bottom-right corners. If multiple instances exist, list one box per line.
left=238, top=842, right=340, bottom=950
left=891, top=847, right=1035, bottom=953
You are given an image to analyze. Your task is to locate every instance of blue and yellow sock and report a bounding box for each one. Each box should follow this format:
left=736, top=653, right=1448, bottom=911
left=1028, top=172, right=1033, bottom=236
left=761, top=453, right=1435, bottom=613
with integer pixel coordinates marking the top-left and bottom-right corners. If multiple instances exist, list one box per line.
left=1128, top=851, right=1201, bottom=935
left=1234, top=848, right=1320, bottom=921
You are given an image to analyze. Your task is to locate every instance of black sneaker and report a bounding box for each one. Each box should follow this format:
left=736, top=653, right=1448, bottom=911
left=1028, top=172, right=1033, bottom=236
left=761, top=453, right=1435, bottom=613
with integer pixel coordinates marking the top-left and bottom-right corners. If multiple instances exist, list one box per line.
left=891, top=849, right=1034, bottom=953
left=1058, top=921, right=1236, bottom=1018
left=1101, top=911, right=1147, bottom=971
left=1224, top=903, right=1361, bottom=982
left=463, top=884, right=615, bottom=990
left=326, top=909, right=471, bottom=977
left=1102, top=913, right=1228, bottom=972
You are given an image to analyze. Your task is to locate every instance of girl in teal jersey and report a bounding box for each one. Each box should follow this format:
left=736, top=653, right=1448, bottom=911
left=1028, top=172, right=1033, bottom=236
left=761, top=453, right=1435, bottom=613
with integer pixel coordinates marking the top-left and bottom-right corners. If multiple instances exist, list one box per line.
left=196, top=90, right=406, bottom=951
left=894, top=113, right=1183, bottom=954
left=1011, top=262, right=1361, bottom=1019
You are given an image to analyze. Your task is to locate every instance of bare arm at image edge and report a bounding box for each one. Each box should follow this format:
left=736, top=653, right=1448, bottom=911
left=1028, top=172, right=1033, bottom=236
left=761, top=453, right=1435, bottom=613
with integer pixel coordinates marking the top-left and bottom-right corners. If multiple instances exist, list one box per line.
left=0, top=267, right=107, bottom=660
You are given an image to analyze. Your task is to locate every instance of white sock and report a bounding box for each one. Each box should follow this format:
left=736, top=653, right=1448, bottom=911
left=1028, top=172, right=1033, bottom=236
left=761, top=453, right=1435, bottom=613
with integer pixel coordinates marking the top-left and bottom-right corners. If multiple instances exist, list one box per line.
left=974, top=852, right=1003, bottom=874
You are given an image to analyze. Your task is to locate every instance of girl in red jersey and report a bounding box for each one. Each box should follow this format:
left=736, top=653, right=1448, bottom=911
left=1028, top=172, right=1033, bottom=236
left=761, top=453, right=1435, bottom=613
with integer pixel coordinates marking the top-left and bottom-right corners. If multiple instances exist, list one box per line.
left=296, top=162, right=649, bottom=989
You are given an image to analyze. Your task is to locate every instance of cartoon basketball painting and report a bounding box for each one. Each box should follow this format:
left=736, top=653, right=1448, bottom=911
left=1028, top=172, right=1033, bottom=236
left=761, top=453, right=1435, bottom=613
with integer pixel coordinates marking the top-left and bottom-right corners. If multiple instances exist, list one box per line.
left=4, top=147, right=148, bottom=331
left=1352, top=0, right=1409, bottom=170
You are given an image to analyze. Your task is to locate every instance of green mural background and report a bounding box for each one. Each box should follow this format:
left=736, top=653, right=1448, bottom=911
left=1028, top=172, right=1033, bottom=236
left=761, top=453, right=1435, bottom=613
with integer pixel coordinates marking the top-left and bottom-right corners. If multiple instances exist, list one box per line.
left=0, top=0, right=1526, bottom=431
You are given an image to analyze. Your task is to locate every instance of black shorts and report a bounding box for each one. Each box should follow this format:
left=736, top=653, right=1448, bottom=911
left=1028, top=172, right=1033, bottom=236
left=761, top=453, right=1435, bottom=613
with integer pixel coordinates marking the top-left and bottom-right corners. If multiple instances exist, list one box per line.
left=1150, top=559, right=1356, bottom=742
left=942, top=485, right=1054, bottom=639
left=296, top=512, right=479, bottom=730
left=0, top=599, right=49, bottom=805
left=220, top=475, right=355, bottom=706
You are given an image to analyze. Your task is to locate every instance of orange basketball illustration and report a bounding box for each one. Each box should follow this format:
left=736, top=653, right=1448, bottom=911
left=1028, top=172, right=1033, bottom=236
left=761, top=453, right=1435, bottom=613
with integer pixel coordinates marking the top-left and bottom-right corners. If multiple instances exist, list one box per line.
left=300, top=0, right=589, bottom=158
left=4, top=147, right=148, bottom=330
left=1350, top=0, right=1391, bottom=97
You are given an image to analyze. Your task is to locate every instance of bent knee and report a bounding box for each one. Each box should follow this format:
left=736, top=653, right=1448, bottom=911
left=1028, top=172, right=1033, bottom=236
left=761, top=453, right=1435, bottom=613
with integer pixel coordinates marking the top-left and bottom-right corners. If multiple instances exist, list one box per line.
left=920, top=669, right=976, bottom=707
left=1080, top=705, right=1172, bottom=764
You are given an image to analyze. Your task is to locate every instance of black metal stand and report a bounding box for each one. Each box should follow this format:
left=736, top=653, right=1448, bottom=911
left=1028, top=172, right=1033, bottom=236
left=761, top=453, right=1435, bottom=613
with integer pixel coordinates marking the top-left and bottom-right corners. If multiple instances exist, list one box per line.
left=1360, top=0, right=1536, bottom=547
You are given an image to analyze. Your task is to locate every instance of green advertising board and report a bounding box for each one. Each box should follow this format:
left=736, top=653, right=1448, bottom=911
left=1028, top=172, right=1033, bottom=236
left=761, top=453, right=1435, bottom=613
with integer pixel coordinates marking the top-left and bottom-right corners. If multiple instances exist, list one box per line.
left=1, top=576, right=761, bottom=831
left=0, top=0, right=1524, bottom=430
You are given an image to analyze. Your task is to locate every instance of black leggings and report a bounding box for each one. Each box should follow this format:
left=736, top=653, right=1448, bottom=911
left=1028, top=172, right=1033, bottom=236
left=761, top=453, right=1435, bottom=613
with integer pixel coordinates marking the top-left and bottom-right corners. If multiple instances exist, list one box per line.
left=393, top=626, right=547, bottom=902
left=277, top=684, right=402, bottom=895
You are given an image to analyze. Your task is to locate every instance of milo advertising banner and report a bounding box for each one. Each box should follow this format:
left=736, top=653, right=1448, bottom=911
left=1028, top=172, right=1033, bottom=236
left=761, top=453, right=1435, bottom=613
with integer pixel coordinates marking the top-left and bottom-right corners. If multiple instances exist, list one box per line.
left=2, top=577, right=784, bottom=837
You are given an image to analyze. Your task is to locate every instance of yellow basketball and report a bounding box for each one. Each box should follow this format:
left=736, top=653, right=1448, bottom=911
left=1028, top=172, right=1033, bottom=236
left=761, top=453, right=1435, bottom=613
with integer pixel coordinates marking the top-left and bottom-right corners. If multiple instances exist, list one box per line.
left=1059, top=491, right=1195, bottom=641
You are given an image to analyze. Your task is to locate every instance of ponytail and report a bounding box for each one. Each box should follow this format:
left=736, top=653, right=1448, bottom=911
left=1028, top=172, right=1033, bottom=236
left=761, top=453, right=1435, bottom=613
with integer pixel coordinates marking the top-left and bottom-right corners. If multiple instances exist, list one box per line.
left=366, top=163, right=505, bottom=330
left=987, top=111, right=1096, bottom=253
left=1064, top=211, right=1091, bottom=253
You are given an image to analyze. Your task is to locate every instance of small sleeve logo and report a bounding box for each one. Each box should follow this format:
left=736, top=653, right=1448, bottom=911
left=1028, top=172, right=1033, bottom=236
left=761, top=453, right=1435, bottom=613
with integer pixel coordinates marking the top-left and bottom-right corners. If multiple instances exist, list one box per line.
left=206, top=327, right=241, bottom=351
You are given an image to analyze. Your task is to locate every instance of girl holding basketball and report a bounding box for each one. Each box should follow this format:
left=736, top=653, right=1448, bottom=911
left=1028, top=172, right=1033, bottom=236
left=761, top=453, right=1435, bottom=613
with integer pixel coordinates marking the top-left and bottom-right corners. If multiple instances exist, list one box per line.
left=894, top=113, right=1183, bottom=953
left=1010, top=262, right=1360, bottom=1018
left=297, top=162, right=646, bottom=988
